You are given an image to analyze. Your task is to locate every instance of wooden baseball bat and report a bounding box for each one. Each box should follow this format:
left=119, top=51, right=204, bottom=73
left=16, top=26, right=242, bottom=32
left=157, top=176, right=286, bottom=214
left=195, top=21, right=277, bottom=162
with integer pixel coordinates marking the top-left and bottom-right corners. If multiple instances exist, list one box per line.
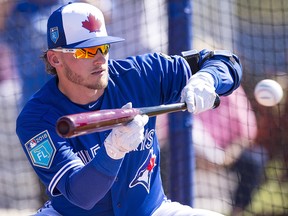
left=56, top=95, right=220, bottom=138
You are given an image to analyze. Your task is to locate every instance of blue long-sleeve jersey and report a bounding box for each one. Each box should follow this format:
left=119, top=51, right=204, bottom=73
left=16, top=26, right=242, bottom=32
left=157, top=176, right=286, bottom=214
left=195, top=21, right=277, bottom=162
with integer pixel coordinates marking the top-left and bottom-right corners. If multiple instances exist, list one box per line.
left=16, top=51, right=241, bottom=216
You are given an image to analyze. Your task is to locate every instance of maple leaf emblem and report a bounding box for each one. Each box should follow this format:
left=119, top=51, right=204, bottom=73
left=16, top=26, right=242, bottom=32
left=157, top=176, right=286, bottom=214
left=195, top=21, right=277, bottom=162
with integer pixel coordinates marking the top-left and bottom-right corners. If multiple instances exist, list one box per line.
left=82, top=13, right=102, bottom=33
left=147, top=155, right=156, bottom=171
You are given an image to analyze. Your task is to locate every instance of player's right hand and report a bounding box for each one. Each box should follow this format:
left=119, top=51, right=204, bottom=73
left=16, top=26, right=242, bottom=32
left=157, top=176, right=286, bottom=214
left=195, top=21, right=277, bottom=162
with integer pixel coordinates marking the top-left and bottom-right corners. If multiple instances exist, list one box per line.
left=104, top=102, right=149, bottom=160
left=181, top=72, right=217, bottom=114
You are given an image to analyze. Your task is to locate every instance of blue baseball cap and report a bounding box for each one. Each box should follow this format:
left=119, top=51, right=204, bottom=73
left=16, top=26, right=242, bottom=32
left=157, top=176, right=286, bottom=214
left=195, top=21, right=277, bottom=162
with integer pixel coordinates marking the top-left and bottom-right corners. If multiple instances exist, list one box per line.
left=47, top=2, right=124, bottom=49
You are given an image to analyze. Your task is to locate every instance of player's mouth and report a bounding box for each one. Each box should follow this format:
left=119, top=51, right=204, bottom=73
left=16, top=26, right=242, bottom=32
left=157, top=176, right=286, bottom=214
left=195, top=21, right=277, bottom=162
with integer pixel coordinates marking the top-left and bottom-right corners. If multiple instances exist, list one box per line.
left=91, top=68, right=105, bottom=75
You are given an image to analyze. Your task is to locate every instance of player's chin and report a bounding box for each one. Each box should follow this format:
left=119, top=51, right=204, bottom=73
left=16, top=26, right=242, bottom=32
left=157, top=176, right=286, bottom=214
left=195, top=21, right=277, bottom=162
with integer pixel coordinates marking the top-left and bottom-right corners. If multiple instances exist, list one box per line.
left=87, top=76, right=108, bottom=90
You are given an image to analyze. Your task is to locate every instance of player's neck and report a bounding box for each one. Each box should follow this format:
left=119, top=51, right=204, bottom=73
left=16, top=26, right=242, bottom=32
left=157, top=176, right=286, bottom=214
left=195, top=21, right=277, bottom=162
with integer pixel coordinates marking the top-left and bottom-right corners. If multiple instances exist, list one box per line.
left=58, top=81, right=104, bottom=105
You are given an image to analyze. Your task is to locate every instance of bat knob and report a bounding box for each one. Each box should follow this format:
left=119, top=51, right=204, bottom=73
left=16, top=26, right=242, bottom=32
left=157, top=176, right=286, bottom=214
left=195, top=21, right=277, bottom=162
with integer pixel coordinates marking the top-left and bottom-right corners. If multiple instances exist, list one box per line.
left=56, top=118, right=72, bottom=137
left=213, top=94, right=221, bottom=109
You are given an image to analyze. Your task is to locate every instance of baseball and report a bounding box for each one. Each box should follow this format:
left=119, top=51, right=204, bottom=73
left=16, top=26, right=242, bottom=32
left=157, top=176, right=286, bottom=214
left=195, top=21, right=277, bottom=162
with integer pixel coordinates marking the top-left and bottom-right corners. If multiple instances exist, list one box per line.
left=254, top=79, right=283, bottom=106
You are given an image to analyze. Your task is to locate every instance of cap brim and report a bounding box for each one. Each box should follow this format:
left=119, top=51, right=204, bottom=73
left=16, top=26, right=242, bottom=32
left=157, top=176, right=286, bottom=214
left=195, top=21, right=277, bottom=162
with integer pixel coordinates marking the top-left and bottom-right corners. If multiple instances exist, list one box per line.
left=62, top=36, right=125, bottom=48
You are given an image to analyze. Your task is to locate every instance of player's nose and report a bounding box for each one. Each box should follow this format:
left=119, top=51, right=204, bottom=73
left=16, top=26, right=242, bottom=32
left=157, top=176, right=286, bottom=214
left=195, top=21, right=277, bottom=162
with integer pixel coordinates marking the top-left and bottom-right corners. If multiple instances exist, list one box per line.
left=93, top=50, right=107, bottom=64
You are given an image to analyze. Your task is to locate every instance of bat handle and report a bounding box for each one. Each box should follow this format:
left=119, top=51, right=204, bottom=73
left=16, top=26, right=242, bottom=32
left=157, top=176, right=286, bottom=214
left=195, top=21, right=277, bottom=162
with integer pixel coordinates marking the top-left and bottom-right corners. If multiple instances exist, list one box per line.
left=141, top=94, right=220, bottom=117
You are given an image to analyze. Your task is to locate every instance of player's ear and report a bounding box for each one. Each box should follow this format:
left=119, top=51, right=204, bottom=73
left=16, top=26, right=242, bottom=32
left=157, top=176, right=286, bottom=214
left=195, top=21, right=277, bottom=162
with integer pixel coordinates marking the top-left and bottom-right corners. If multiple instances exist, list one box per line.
left=47, top=50, right=60, bottom=66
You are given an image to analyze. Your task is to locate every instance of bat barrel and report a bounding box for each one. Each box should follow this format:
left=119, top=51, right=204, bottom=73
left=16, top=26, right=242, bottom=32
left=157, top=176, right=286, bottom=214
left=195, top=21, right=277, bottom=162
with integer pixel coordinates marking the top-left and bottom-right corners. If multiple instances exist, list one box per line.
left=56, top=108, right=140, bottom=138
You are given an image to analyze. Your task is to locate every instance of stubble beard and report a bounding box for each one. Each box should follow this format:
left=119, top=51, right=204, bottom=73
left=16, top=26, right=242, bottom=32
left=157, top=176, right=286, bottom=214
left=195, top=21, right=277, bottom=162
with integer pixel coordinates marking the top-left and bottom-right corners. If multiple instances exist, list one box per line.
left=64, top=64, right=109, bottom=90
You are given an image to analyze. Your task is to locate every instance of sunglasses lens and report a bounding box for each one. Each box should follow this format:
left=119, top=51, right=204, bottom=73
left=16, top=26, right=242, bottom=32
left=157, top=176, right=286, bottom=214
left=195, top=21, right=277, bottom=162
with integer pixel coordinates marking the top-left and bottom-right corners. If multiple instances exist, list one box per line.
left=74, top=49, right=87, bottom=58
left=74, top=45, right=110, bottom=59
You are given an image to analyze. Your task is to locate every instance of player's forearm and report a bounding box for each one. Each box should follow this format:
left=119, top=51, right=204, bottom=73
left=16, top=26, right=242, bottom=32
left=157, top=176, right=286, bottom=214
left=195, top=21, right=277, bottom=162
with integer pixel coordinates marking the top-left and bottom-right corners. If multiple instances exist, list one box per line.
left=196, top=49, right=242, bottom=96
left=57, top=147, right=123, bottom=210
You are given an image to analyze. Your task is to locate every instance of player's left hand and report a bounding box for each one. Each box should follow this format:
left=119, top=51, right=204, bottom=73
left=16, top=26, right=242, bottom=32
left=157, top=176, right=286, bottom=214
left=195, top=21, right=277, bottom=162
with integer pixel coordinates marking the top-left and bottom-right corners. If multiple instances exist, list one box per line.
left=104, top=102, right=149, bottom=160
left=181, top=72, right=217, bottom=114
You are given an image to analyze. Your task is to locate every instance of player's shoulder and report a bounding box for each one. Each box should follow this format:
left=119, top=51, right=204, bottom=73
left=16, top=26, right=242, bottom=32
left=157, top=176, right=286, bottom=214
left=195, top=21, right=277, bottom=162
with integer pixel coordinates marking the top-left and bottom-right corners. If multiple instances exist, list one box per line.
left=108, top=52, right=181, bottom=72
left=17, top=77, right=61, bottom=125
left=17, top=98, right=54, bottom=128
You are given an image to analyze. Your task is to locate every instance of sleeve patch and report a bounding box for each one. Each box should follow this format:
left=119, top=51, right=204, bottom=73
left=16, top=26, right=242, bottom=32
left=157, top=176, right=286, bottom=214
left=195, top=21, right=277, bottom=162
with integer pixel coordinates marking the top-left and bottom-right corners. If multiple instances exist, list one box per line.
left=25, top=130, right=56, bottom=169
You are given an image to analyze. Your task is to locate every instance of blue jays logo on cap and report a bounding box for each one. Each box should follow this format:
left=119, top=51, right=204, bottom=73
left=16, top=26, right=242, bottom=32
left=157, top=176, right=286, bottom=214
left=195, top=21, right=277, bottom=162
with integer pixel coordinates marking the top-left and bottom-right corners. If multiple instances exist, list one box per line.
left=25, top=130, right=56, bottom=169
left=50, top=27, right=59, bottom=44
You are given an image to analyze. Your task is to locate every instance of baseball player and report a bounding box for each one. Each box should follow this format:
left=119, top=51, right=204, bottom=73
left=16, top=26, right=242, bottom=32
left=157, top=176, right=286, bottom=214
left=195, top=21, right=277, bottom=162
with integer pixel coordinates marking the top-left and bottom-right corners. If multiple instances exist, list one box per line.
left=16, top=2, right=242, bottom=216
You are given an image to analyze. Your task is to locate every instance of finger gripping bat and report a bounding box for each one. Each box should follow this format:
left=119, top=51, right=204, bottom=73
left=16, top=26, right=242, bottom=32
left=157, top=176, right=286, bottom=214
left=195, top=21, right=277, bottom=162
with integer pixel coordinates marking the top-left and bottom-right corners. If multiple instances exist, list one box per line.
left=56, top=95, right=220, bottom=138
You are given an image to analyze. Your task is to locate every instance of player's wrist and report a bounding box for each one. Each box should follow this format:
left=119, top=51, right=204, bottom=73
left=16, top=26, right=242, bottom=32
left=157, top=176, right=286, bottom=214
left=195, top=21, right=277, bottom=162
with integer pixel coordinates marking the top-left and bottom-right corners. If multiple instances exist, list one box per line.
left=189, top=72, right=215, bottom=87
left=104, top=142, right=126, bottom=160
left=92, top=146, right=123, bottom=176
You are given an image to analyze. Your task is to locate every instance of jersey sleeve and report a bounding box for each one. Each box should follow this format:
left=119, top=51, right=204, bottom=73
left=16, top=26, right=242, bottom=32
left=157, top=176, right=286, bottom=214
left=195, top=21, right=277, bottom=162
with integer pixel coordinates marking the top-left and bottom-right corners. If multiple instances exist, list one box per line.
left=108, top=53, right=192, bottom=106
left=197, top=49, right=242, bottom=96
left=16, top=107, right=123, bottom=210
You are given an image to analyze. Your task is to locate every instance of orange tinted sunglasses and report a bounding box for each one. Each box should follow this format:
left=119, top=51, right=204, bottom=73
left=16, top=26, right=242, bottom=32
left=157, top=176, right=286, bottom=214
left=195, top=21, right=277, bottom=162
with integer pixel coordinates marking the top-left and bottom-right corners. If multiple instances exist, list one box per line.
left=52, top=44, right=110, bottom=59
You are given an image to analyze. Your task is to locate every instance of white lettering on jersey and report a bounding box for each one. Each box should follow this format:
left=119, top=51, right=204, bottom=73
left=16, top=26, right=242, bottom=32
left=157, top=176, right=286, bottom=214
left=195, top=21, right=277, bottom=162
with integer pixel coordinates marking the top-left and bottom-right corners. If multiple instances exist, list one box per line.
left=137, top=129, right=155, bottom=151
